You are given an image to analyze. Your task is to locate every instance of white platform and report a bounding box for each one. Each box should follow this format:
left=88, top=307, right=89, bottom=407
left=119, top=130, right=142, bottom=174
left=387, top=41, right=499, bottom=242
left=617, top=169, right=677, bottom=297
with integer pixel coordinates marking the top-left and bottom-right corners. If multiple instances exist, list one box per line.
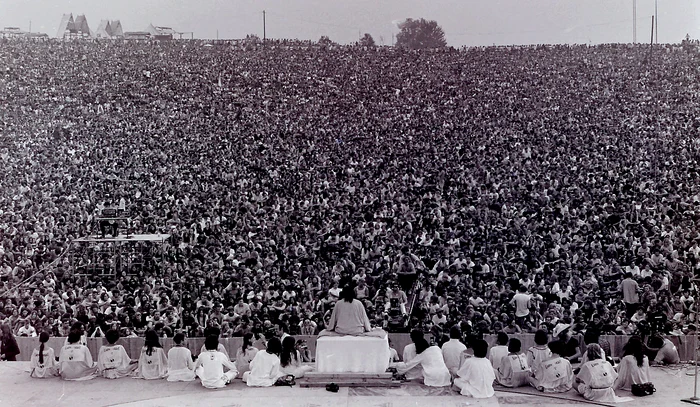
left=315, top=335, right=391, bottom=373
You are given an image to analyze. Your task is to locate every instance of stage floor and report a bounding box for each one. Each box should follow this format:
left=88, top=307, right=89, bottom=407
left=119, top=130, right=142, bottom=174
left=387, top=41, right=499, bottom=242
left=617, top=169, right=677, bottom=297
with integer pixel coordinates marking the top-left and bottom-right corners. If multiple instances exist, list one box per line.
left=0, top=362, right=695, bottom=407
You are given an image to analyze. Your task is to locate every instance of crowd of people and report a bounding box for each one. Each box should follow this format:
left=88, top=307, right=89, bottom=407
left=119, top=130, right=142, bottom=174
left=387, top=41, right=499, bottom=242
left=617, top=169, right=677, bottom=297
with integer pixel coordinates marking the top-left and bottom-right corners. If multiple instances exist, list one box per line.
left=0, top=39, right=699, bottom=351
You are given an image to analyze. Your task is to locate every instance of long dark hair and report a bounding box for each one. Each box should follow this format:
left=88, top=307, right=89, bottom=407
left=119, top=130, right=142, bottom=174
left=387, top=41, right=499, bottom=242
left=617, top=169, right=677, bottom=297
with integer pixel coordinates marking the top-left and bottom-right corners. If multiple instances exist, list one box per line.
left=340, top=286, right=355, bottom=303
left=280, top=336, right=297, bottom=367
left=242, top=332, right=254, bottom=354
left=266, top=337, right=282, bottom=355
left=38, top=331, right=50, bottom=364
left=144, top=329, right=162, bottom=356
left=623, top=336, right=645, bottom=367
left=415, top=337, right=430, bottom=354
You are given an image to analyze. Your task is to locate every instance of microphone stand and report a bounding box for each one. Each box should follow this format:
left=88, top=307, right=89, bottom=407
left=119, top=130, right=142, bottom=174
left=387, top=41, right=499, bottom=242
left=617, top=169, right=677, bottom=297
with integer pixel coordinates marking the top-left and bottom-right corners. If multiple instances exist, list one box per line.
left=682, top=280, right=700, bottom=405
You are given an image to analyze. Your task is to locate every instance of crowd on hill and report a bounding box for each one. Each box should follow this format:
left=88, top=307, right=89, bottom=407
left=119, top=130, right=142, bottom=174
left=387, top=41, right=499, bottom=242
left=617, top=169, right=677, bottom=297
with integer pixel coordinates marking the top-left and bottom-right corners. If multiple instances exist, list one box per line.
left=0, top=40, right=698, bottom=349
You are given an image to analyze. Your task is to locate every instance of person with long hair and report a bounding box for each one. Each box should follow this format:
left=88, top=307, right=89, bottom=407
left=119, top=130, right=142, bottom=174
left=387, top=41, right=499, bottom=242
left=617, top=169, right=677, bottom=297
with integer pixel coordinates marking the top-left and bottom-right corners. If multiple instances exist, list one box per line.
left=279, top=336, right=313, bottom=378
left=575, top=344, right=632, bottom=403
left=391, top=336, right=451, bottom=387
left=0, top=323, right=20, bottom=361
left=235, top=332, right=259, bottom=378
left=243, top=337, right=284, bottom=387
left=166, top=332, right=195, bottom=382
left=96, top=329, right=137, bottom=379
left=194, top=335, right=238, bottom=388
left=58, top=331, right=98, bottom=380
left=30, top=331, right=58, bottom=378
left=614, top=336, right=650, bottom=390
left=322, top=286, right=384, bottom=337
left=134, top=329, right=168, bottom=379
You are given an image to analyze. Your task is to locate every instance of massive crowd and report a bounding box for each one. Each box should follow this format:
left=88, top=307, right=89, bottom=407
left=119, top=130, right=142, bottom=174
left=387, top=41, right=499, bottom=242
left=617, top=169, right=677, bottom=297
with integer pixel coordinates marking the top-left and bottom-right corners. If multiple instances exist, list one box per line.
left=0, top=39, right=698, bottom=348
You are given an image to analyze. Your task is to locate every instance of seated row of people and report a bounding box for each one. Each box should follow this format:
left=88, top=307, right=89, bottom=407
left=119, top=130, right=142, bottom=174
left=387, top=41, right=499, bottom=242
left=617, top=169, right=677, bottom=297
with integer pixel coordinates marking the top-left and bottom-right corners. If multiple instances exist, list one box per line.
left=29, top=330, right=313, bottom=389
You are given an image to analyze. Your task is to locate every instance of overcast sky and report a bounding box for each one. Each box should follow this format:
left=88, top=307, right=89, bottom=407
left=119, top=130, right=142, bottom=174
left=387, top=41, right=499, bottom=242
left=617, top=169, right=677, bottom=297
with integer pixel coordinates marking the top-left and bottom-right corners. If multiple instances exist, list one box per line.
left=1, top=0, right=698, bottom=46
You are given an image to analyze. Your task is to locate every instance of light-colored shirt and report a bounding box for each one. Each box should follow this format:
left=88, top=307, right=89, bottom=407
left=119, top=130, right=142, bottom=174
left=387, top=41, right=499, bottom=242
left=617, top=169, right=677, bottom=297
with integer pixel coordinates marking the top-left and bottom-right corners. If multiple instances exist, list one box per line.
left=327, top=299, right=372, bottom=335
left=245, top=350, right=283, bottom=387
left=394, top=346, right=451, bottom=387
left=454, top=357, right=495, bottom=398
left=441, top=339, right=467, bottom=375
left=195, top=350, right=237, bottom=388
left=167, top=346, right=195, bottom=382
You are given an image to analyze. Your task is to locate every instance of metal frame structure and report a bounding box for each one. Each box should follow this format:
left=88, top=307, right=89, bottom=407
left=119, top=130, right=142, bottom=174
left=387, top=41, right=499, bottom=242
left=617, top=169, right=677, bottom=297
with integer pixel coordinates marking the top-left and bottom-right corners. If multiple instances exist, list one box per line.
left=69, top=234, right=170, bottom=278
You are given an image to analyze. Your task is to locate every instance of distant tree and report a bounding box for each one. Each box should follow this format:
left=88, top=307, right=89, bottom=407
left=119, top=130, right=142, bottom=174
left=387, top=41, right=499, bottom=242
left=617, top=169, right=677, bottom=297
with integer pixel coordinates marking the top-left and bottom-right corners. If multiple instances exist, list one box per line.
left=395, top=18, right=447, bottom=50
left=318, top=35, right=334, bottom=46
left=360, top=33, right=376, bottom=47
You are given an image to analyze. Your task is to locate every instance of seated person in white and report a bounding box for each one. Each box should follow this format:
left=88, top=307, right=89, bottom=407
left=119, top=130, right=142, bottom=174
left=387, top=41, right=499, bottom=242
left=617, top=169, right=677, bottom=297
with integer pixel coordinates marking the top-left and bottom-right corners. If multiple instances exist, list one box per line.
left=194, top=335, right=238, bottom=389
left=166, top=332, right=196, bottom=382
left=528, top=341, right=573, bottom=393
left=243, top=337, right=285, bottom=387
left=134, top=329, right=168, bottom=379
left=62, top=322, right=88, bottom=348
left=496, top=338, right=531, bottom=388
left=199, top=326, right=230, bottom=359
left=97, top=329, right=137, bottom=379
left=441, top=326, right=467, bottom=378
left=402, top=330, right=427, bottom=381
left=453, top=339, right=495, bottom=398
left=526, top=330, right=552, bottom=377
left=389, top=339, right=401, bottom=363
left=575, top=344, right=632, bottom=403
left=648, top=335, right=680, bottom=365
left=392, top=337, right=451, bottom=387
left=280, top=336, right=314, bottom=378
left=58, top=331, right=98, bottom=381
left=488, top=332, right=509, bottom=373
left=614, top=336, right=650, bottom=390
left=30, top=332, right=58, bottom=378
left=235, top=332, right=259, bottom=379
left=322, top=286, right=385, bottom=337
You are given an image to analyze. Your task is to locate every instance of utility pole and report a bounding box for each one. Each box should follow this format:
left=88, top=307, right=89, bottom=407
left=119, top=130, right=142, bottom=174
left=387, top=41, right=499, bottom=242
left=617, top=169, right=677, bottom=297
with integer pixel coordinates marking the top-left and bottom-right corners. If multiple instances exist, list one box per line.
left=263, top=10, right=266, bottom=43
left=633, top=0, right=637, bottom=43
left=655, top=0, right=658, bottom=44
left=29, top=20, right=31, bottom=33
left=649, top=15, right=654, bottom=63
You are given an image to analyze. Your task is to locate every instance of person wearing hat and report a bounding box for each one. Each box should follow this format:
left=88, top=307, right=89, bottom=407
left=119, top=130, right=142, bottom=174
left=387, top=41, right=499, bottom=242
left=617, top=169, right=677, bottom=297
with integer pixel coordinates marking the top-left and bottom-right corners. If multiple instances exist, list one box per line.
left=551, top=322, right=582, bottom=363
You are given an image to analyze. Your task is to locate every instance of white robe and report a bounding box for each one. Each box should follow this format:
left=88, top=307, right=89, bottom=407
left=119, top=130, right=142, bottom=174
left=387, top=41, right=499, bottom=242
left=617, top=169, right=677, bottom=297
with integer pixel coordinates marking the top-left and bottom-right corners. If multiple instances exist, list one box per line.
left=97, top=344, right=137, bottom=379
left=59, top=344, right=98, bottom=381
left=200, top=343, right=229, bottom=360
left=614, top=355, right=650, bottom=390
left=576, top=360, right=632, bottom=403
left=280, top=351, right=314, bottom=378
left=167, top=346, right=196, bottom=382
left=235, top=346, right=259, bottom=378
left=528, top=356, right=573, bottom=393
left=393, top=346, right=451, bottom=387
left=496, top=353, right=531, bottom=387
left=244, top=350, right=284, bottom=387
left=402, top=343, right=423, bottom=380
left=441, top=339, right=467, bottom=376
left=454, top=357, right=495, bottom=398
left=135, top=347, right=168, bottom=379
left=195, top=350, right=238, bottom=389
left=30, top=347, right=59, bottom=378
left=488, top=345, right=509, bottom=372
left=526, top=345, right=552, bottom=375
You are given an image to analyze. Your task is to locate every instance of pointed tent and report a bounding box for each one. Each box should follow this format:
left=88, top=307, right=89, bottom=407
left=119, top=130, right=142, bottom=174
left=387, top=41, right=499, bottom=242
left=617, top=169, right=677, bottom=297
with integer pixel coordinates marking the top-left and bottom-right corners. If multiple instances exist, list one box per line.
left=145, top=23, right=158, bottom=36
left=56, top=13, right=74, bottom=38
left=94, top=20, right=112, bottom=38
left=110, top=20, right=123, bottom=37
left=73, top=14, right=92, bottom=37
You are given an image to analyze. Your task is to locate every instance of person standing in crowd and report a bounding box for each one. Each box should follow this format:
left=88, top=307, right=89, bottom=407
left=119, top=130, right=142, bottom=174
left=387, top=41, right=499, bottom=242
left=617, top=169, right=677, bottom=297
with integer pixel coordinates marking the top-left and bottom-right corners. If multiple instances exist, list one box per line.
left=453, top=339, right=495, bottom=398
left=135, top=330, right=168, bottom=379
left=30, top=332, right=58, bottom=378
left=510, top=286, right=531, bottom=327
left=96, top=329, right=137, bottom=379
left=166, top=332, right=196, bottom=382
left=194, top=335, right=238, bottom=389
left=621, top=273, right=640, bottom=319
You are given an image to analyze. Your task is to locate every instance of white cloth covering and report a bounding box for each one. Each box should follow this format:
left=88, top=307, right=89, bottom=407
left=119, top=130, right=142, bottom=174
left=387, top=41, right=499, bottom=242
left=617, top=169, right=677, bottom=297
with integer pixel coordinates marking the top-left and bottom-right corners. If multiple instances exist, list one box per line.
left=488, top=345, right=508, bottom=372
left=199, top=343, right=229, bottom=360
left=135, top=347, right=168, bottom=379
left=526, top=345, right=552, bottom=375
left=453, top=357, right=495, bottom=398
left=576, top=360, right=632, bottom=403
left=167, top=346, right=196, bottom=382
left=316, top=335, right=390, bottom=373
left=235, top=346, right=259, bottom=378
left=194, top=349, right=238, bottom=389
left=30, top=346, right=59, bottom=378
left=402, top=343, right=423, bottom=380
left=441, top=339, right=467, bottom=376
left=496, top=353, right=531, bottom=387
left=392, top=346, right=451, bottom=387
left=97, top=344, right=137, bottom=379
left=528, top=356, right=573, bottom=393
left=614, top=355, right=650, bottom=390
left=243, top=350, right=284, bottom=387
left=58, top=343, right=98, bottom=381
